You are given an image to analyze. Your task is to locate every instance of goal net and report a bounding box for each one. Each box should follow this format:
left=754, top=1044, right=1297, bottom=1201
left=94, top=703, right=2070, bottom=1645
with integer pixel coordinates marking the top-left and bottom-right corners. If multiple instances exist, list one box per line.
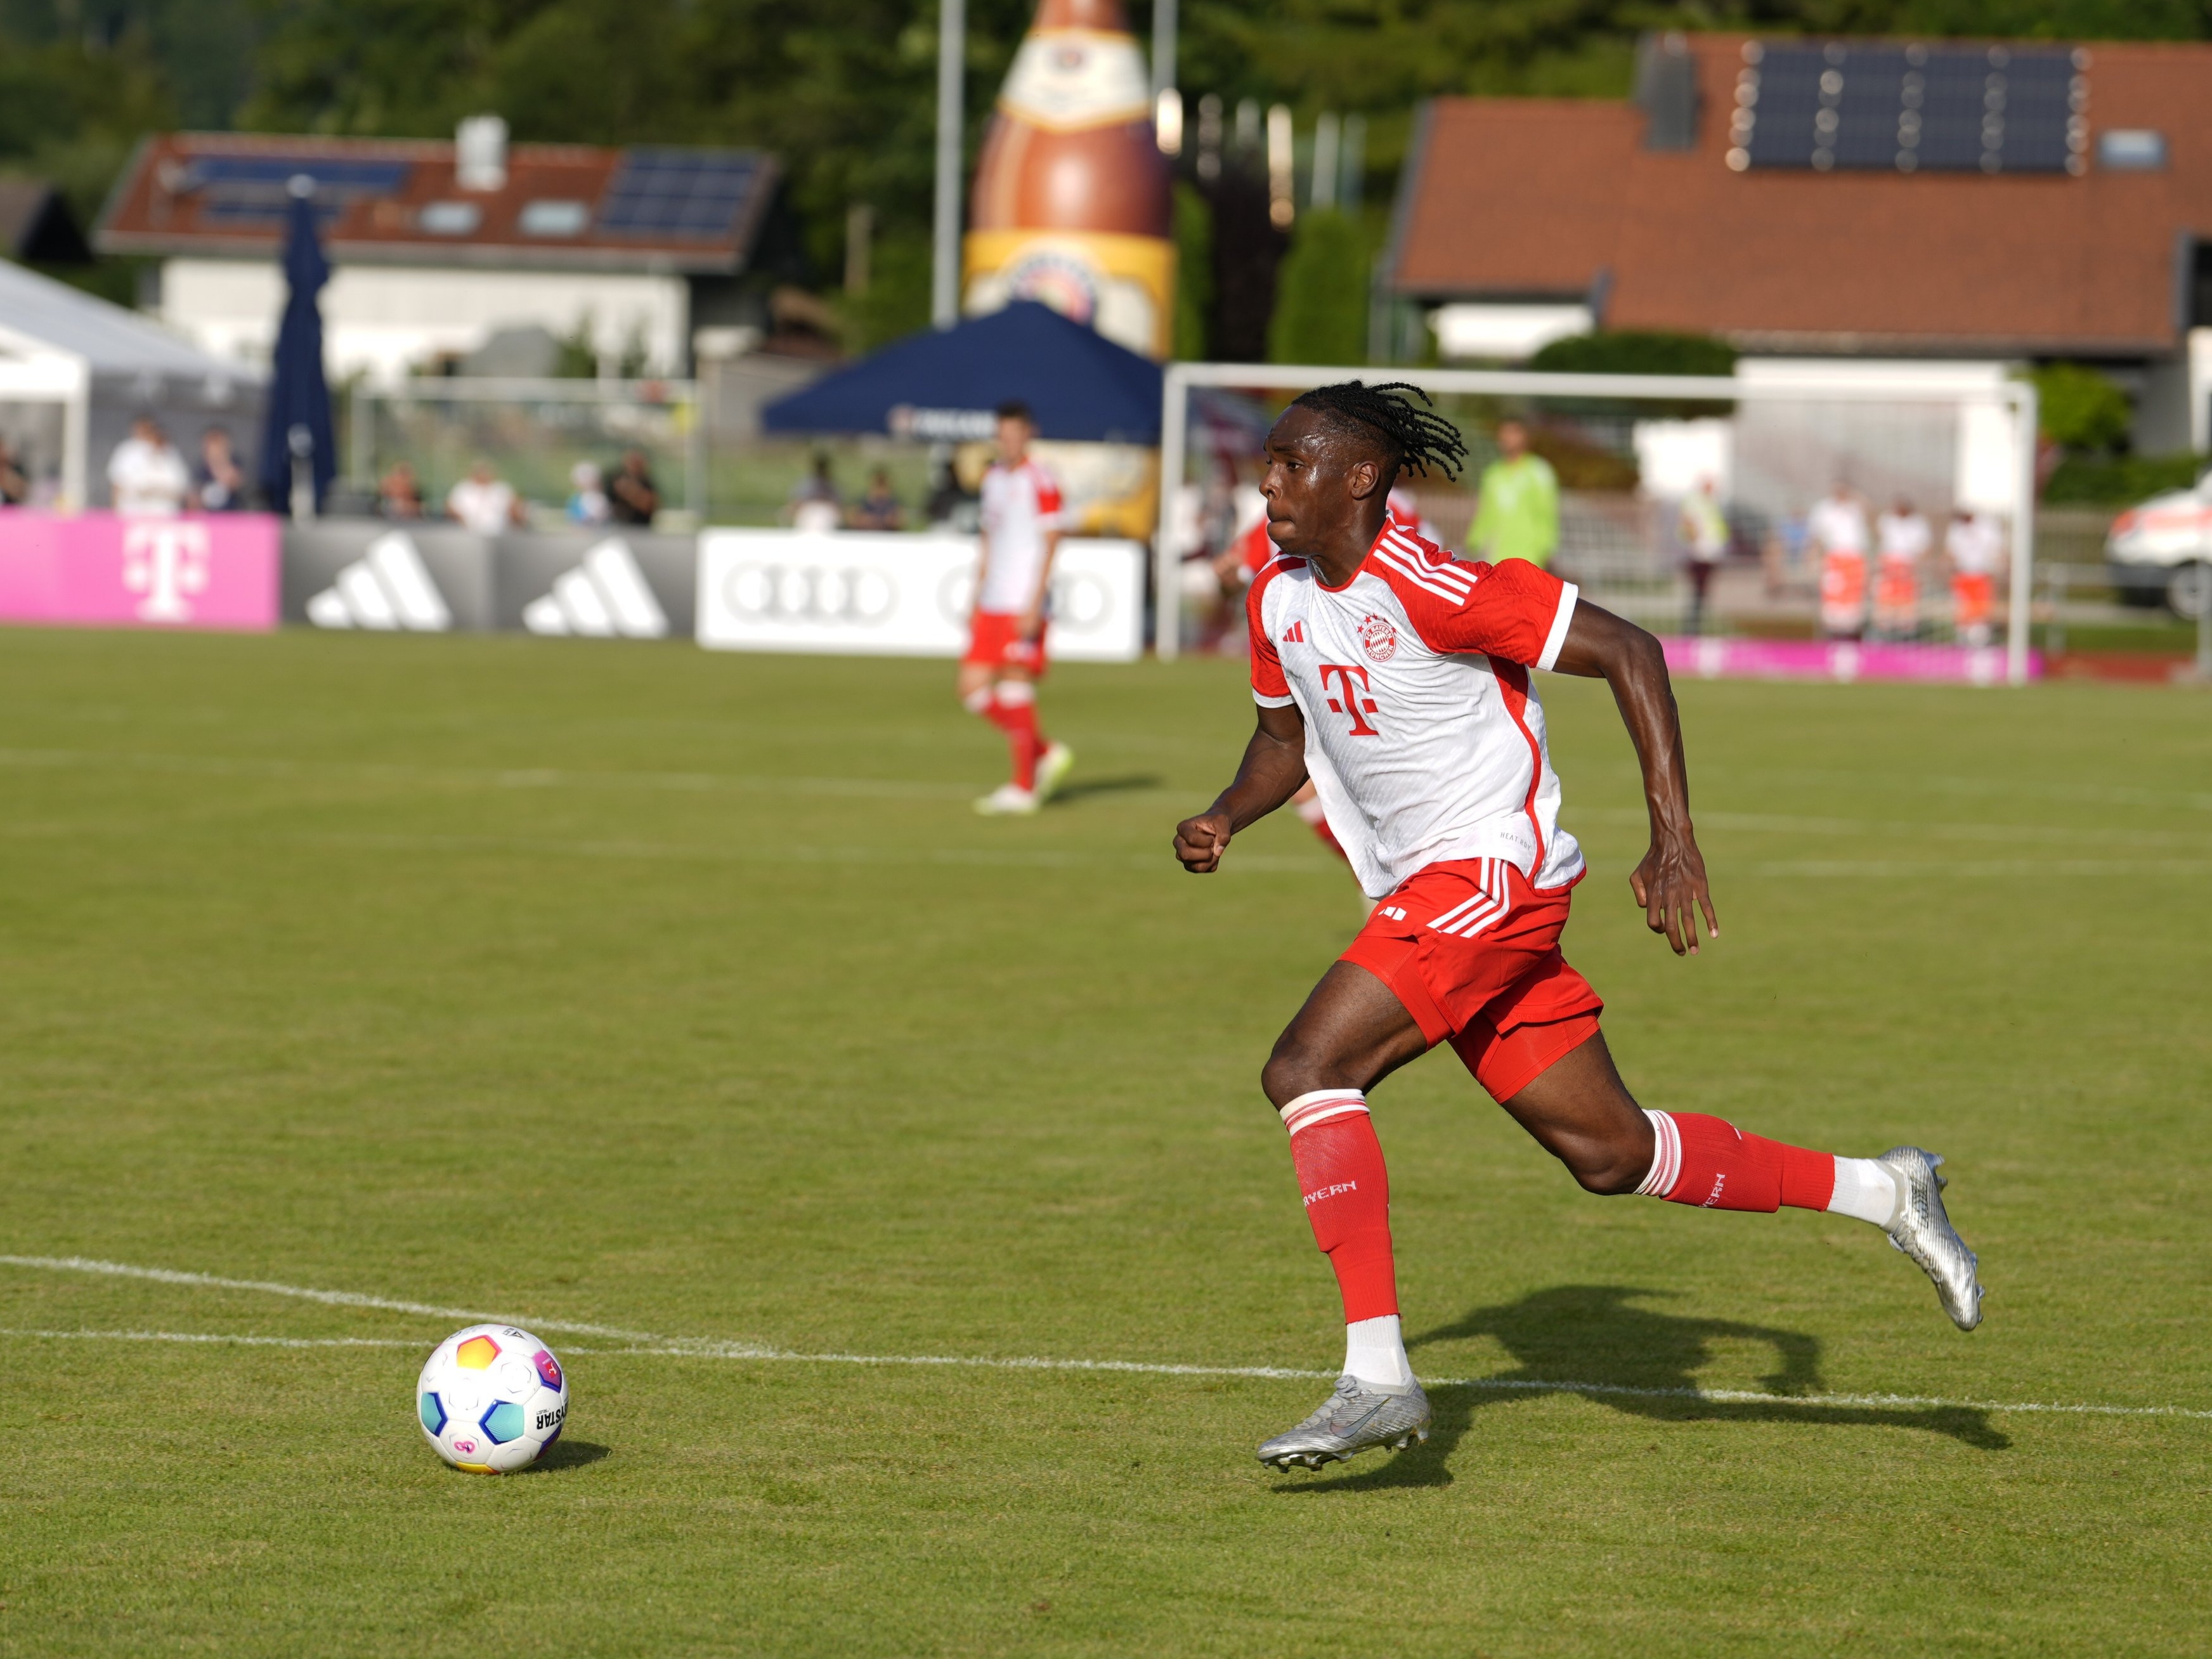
left=1155, top=362, right=2039, bottom=686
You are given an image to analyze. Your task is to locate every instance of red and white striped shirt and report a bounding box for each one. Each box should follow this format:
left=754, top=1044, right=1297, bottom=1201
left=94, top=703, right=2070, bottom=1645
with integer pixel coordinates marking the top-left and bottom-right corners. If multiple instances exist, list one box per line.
left=978, top=459, right=1066, bottom=614
left=1248, top=519, right=1583, bottom=899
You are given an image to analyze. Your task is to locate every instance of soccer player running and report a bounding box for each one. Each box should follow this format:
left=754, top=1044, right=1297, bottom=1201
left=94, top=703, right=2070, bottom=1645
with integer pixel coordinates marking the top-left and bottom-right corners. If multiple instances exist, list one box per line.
left=964, top=401, right=1075, bottom=816
left=1173, top=383, right=1983, bottom=1473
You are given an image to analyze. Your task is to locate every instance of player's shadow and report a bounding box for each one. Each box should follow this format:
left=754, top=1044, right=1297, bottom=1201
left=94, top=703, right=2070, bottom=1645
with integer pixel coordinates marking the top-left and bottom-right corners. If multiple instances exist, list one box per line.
left=1276, top=1284, right=2007, bottom=1493
left=1044, top=772, right=1161, bottom=805
left=522, top=1438, right=611, bottom=1473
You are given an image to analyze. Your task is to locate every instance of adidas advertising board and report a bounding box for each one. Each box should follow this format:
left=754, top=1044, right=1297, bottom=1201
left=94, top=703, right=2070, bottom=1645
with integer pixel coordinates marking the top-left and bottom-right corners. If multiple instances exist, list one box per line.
left=282, top=523, right=493, bottom=632
left=696, top=531, right=1143, bottom=661
left=495, top=533, right=695, bottom=640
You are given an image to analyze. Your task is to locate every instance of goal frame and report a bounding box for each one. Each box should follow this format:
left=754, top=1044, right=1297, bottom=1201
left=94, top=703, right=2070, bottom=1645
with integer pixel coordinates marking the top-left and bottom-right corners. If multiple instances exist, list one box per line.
left=1153, top=362, right=2040, bottom=685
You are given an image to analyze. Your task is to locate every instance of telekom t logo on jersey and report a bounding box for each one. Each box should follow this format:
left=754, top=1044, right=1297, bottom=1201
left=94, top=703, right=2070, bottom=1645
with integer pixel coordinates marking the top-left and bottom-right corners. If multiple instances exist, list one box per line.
left=1318, top=663, right=1381, bottom=736
left=122, top=521, right=212, bottom=623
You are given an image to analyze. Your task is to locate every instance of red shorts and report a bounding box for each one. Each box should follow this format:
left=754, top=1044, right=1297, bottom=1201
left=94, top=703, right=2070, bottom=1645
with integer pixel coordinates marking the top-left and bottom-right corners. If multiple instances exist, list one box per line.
left=963, top=611, right=1047, bottom=676
left=1341, top=857, right=1603, bottom=1102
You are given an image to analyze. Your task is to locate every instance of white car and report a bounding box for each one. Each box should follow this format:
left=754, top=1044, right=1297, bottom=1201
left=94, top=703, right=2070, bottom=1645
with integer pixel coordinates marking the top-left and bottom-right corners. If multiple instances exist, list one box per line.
left=2105, top=482, right=2212, bottom=618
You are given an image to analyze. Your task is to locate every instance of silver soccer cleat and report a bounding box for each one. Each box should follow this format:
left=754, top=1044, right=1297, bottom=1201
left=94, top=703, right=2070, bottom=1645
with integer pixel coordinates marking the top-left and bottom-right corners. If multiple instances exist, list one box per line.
left=1258, top=1375, right=1432, bottom=1471
left=1877, top=1146, right=1984, bottom=1331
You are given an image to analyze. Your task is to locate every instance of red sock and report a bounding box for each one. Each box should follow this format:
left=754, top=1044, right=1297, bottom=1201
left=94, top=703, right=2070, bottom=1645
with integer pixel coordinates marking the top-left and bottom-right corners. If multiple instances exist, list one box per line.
left=1294, top=796, right=1350, bottom=864
left=988, top=684, right=1041, bottom=790
left=1636, top=1110, right=1837, bottom=1212
left=1279, top=1090, right=1398, bottom=1321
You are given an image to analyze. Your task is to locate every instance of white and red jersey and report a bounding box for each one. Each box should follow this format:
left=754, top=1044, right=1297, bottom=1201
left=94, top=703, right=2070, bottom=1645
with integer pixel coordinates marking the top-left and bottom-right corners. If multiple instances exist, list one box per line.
left=1249, top=520, right=1584, bottom=900
left=1875, top=509, right=1932, bottom=566
left=1946, top=514, right=2004, bottom=575
left=977, top=458, right=1065, bottom=614
left=1808, top=495, right=1870, bottom=557
left=1237, top=497, right=1426, bottom=580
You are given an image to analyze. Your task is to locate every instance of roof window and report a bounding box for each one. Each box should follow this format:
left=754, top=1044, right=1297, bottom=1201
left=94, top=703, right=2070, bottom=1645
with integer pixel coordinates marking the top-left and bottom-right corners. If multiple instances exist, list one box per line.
left=419, top=201, right=482, bottom=235
left=519, top=200, right=590, bottom=237
left=2098, top=129, right=2165, bottom=171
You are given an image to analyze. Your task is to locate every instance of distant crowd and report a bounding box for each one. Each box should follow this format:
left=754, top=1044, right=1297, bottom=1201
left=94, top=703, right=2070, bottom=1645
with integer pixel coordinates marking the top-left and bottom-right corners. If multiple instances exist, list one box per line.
left=374, top=450, right=661, bottom=533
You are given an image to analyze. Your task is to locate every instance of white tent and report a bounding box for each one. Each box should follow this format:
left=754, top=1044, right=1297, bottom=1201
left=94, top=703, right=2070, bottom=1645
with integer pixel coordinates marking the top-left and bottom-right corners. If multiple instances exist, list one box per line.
left=0, top=258, right=263, bottom=510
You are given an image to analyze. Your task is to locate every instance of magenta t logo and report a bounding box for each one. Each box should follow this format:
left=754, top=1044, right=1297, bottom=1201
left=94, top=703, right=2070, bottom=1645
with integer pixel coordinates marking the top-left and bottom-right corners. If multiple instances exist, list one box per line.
left=122, top=521, right=211, bottom=623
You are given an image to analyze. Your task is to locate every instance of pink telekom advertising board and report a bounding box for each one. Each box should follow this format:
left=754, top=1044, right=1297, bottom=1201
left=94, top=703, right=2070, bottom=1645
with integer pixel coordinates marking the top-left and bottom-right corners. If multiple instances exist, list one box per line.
left=0, top=512, right=281, bottom=632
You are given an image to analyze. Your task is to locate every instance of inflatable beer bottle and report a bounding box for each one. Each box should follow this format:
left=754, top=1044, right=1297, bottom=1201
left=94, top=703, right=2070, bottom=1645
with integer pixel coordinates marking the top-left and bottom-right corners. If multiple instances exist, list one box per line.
left=964, top=0, right=1174, bottom=360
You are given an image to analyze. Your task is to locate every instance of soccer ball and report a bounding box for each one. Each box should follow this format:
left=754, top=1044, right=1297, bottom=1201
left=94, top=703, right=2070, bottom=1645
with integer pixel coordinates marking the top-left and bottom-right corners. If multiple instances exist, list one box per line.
left=416, top=1324, right=569, bottom=1474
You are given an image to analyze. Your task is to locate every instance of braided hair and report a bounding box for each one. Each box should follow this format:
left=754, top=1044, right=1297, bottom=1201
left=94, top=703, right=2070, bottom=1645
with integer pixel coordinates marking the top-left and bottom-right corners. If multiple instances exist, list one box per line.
left=1289, top=380, right=1469, bottom=483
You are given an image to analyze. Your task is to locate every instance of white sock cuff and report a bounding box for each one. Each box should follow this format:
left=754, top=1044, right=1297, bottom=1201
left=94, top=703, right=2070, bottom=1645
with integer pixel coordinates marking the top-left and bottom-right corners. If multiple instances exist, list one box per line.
left=961, top=688, right=994, bottom=714
left=1294, top=795, right=1328, bottom=827
left=1634, top=1108, right=1681, bottom=1197
left=1279, top=1089, right=1368, bottom=1136
left=1828, top=1156, right=1903, bottom=1228
left=994, top=680, right=1036, bottom=706
left=1343, top=1313, right=1411, bottom=1389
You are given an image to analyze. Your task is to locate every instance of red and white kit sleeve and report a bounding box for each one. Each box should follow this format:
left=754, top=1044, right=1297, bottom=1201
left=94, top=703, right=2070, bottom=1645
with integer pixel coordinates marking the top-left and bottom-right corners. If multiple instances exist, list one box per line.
left=1029, top=462, right=1065, bottom=528
left=1370, top=528, right=1578, bottom=668
left=1247, top=560, right=1294, bottom=706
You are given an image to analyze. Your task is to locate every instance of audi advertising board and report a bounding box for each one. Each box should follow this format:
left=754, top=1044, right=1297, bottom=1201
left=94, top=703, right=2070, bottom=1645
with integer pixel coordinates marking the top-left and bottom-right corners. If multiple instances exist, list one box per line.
left=696, top=531, right=1144, bottom=661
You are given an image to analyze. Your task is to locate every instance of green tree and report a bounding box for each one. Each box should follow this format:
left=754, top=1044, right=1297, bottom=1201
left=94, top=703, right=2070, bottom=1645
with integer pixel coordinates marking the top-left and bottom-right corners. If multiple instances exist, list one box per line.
left=1266, top=208, right=1370, bottom=365
left=1173, top=181, right=1213, bottom=361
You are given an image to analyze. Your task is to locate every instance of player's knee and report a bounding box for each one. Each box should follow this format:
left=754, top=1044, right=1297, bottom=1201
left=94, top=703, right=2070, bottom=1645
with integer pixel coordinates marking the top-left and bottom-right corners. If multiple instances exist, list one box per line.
left=1562, top=1135, right=1648, bottom=1196
left=1260, top=1043, right=1340, bottom=1109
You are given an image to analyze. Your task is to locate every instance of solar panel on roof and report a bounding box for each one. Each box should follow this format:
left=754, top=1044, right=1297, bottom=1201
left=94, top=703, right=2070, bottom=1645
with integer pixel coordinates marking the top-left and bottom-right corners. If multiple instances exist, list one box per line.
left=597, top=148, right=760, bottom=240
left=178, top=153, right=412, bottom=228
left=1729, top=42, right=2088, bottom=176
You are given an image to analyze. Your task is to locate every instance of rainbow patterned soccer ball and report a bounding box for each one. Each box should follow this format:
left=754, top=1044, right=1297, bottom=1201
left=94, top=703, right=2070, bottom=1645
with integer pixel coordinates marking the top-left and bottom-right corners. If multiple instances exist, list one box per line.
left=416, top=1324, right=569, bottom=1473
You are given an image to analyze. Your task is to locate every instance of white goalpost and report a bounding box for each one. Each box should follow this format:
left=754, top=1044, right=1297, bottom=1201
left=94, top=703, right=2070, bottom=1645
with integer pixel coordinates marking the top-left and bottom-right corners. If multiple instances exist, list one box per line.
left=1154, top=362, right=2040, bottom=686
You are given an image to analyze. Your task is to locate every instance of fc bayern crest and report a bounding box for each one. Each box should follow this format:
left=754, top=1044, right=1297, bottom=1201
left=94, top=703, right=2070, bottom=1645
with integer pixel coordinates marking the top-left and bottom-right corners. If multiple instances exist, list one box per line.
left=1358, top=614, right=1398, bottom=663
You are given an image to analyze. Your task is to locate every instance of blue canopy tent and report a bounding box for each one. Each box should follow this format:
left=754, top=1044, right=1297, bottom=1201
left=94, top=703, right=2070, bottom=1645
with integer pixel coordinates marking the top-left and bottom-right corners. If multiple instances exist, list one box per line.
left=258, top=181, right=335, bottom=514
left=762, top=302, right=1161, bottom=444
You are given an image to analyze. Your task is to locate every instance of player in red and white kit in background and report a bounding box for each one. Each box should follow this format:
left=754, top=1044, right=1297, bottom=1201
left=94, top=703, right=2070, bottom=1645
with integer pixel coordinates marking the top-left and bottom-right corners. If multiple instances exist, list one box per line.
left=1211, top=484, right=1437, bottom=868
left=963, top=401, right=1075, bottom=816
left=1809, top=482, right=1871, bottom=639
left=1946, top=508, right=2004, bottom=647
left=1173, top=383, right=1983, bottom=1471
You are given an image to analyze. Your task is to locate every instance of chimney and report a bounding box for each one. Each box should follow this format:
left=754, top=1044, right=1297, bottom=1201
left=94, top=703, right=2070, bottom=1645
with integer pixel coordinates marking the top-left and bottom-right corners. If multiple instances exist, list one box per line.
left=456, top=115, right=508, bottom=192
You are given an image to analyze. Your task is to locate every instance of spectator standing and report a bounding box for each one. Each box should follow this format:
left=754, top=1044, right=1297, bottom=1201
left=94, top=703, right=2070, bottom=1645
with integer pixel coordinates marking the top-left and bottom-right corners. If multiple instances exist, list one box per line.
left=1873, top=498, right=1932, bottom=640
left=1470, top=418, right=1559, bottom=569
left=848, top=467, right=906, bottom=531
left=567, top=461, right=611, bottom=525
left=608, top=449, right=659, bottom=526
left=377, top=461, right=425, bottom=519
left=107, top=417, right=190, bottom=516
left=194, top=427, right=249, bottom=512
left=1677, top=476, right=1729, bottom=637
left=1808, top=482, right=1870, bottom=639
left=1946, top=509, right=2005, bottom=647
left=446, top=458, right=524, bottom=533
left=0, top=437, right=29, bottom=505
left=787, top=453, right=840, bottom=533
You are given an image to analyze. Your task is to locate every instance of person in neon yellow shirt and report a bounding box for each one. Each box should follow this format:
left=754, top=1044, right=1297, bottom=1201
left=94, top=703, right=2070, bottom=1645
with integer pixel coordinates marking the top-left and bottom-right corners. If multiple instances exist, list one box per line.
left=1470, top=419, right=1559, bottom=569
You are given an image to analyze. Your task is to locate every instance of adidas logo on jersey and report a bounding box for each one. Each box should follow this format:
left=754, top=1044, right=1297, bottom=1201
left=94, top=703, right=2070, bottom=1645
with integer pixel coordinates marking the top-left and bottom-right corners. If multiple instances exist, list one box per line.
left=521, top=538, right=669, bottom=639
left=304, top=532, right=452, bottom=631
left=1281, top=621, right=1307, bottom=644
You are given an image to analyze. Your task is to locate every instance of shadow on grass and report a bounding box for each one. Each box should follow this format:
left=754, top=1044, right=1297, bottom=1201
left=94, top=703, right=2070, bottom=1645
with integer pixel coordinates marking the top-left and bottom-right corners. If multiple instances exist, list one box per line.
left=1045, top=772, right=1161, bottom=805
left=1277, top=1284, right=2007, bottom=1493
left=524, top=1438, right=611, bottom=1473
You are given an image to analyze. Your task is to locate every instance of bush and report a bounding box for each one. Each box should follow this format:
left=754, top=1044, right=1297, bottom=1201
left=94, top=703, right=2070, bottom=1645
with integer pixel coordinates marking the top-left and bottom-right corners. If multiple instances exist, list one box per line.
left=2027, top=362, right=2133, bottom=453
left=1173, top=183, right=1213, bottom=362
left=2043, top=452, right=2204, bottom=505
left=1526, top=330, right=1735, bottom=417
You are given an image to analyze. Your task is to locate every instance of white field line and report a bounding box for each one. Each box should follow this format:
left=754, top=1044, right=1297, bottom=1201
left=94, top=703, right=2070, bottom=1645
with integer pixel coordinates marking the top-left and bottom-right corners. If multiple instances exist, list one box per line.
left=6, top=1255, right=2210, bottom=1424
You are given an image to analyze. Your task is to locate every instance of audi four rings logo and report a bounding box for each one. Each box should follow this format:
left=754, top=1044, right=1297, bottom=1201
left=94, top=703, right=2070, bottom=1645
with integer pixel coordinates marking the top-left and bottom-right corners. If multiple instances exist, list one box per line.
left=723, top=561, right=898, bottom=625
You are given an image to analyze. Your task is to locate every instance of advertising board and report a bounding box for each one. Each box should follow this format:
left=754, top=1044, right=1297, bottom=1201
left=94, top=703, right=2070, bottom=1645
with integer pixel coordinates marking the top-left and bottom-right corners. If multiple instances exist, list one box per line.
left=0, top=511, right=280, bottom=630
left=696, top=531, right=1144, bottom=661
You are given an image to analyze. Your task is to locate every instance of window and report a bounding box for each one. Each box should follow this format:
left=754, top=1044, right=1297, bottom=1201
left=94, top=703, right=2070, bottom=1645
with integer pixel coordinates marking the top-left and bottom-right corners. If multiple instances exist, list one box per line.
left=519, top=199, right=590, bottom=237
left=419, top=201, right=481, bottom=235
left=2098, top=130, right=2165, bottom=171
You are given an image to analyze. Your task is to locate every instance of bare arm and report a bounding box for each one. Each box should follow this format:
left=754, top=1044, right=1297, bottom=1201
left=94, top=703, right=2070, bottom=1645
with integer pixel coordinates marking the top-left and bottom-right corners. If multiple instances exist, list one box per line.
left=1173, top=701, right=1308, bottom=873
left=1551, top=600, right=1718, bottom=954
left=1020, top=529, right=1061, bottom=640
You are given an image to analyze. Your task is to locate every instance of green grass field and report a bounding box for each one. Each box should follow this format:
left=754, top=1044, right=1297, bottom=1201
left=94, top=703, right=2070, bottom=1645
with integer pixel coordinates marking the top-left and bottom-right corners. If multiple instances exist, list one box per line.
left=1, top=630, right=2208, bottom=1656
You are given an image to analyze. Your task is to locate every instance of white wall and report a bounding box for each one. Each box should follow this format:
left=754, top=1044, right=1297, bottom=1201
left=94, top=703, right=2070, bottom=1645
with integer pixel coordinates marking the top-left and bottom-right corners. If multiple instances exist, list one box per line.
left=160, top=259, right=689, bottom=385
left=1429, top=303, right=1592, bottom=361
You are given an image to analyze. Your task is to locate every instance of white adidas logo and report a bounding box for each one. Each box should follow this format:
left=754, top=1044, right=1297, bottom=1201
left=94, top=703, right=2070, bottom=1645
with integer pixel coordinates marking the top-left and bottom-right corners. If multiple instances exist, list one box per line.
left=305, top=532, right=452, bottom=631
left=522, top=538, right=668, bottom=639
